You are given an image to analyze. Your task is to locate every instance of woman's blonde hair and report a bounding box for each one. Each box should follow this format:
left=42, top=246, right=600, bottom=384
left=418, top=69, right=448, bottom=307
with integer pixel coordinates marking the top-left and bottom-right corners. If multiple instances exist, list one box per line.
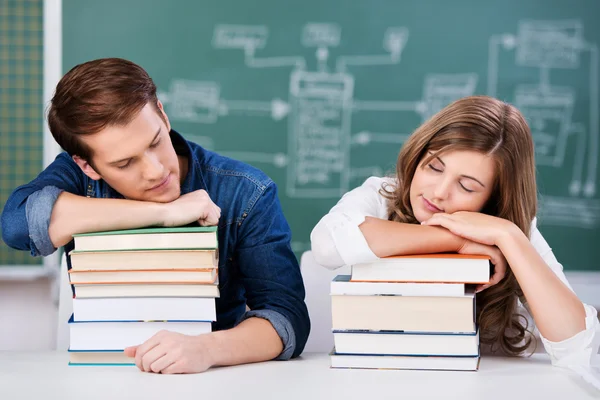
left=383, top=95, right=538, bottom=355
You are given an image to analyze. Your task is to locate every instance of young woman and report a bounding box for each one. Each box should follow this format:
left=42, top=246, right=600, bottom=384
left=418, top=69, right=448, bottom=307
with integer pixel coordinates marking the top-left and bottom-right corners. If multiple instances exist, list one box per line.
left=311, top=96, right=598, bottom=367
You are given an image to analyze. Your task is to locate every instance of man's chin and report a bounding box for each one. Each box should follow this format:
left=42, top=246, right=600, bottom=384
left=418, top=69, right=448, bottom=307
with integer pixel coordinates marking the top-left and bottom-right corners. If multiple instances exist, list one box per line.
left=151, top=191, right=180, bottom=203
left=134, top=188, right=180, bottom=203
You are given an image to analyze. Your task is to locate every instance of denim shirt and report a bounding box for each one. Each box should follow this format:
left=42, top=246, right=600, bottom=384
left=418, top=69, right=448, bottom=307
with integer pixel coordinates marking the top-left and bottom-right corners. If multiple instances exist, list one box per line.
left=1, top=130, right=310, bottom=359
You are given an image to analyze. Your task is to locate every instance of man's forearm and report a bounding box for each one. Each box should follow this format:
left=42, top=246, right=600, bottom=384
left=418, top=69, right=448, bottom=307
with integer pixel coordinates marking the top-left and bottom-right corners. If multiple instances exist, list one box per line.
left=206, top=317, right=283, bottom=367
left=48, top=192, right=165, bottom=248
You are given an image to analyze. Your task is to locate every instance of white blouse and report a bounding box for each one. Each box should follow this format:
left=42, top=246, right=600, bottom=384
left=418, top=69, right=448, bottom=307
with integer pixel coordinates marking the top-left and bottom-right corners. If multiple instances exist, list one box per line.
left=310, top=176, right=600, bottom=369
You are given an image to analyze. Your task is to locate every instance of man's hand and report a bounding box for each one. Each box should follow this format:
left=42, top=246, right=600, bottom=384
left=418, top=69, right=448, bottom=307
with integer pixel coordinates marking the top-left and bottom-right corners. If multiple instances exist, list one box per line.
left=124, top=330, right=215, bottom=374
left=161, top=190, right=221, bottom=227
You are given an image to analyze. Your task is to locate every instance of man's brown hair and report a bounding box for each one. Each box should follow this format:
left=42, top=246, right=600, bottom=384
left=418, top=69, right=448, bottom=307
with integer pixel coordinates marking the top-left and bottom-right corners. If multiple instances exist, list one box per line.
left=47, top=57, right=164, bottom=161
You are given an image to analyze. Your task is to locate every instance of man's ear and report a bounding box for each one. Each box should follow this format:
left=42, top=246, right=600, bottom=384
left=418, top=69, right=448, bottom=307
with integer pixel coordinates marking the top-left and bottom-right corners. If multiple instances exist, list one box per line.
left=157, top=100, right=171, bottom=132
left=72, top=155, right=102, bottom=181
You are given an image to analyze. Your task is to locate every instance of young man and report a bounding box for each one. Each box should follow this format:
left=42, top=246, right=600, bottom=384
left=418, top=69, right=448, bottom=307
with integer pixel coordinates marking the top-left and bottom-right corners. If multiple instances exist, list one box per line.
left=1, top=58, right=310, bottom=374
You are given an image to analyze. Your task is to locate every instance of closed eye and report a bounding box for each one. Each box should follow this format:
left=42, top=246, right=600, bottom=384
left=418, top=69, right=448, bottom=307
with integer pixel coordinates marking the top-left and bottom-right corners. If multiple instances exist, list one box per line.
left=460, top=183, right=475, bottom=193
left=117, top=160, right=132, bottom=169
left=428, top=164, right=442, bottom=172
left=150, top=138, right=161, bottom=148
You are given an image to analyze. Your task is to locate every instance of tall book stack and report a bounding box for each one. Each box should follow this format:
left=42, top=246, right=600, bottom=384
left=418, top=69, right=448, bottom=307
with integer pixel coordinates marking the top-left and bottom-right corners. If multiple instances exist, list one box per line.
left=329, top=254, right=491, bottom=371
left=66, top=226, right=219, bottom=366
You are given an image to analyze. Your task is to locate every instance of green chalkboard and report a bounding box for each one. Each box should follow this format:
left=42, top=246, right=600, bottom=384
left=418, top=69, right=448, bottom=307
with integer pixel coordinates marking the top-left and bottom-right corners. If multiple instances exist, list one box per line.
left=0, top=0, right=44, bottom=267
left=63, top=0, right=599, bottom=271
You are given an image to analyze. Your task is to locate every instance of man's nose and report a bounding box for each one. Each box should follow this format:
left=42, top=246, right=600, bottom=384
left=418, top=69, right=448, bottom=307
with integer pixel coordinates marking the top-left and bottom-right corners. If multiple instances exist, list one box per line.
left=142, top=153, right=164, bottom=181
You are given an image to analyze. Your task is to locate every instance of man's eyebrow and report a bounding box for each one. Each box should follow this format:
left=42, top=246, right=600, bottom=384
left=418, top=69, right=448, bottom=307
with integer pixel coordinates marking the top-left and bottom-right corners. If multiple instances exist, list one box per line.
left=428, top=151, right=486, bottom=187
left=108, top=127, right=161, bottom=165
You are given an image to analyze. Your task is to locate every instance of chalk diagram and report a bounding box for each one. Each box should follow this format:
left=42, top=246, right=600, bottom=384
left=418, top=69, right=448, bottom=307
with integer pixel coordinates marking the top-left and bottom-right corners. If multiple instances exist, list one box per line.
left=158, top=20, right=599, bottom=230
left=488, top=19, right=599, bottom=228
left=158, top=23, right=478, bottom=198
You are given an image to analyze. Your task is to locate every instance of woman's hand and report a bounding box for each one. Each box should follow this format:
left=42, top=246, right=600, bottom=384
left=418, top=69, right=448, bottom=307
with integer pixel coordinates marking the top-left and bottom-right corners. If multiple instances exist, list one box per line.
left=458, top=239, right=507, bottom=292
left=421, top=211, right=518, bottom=247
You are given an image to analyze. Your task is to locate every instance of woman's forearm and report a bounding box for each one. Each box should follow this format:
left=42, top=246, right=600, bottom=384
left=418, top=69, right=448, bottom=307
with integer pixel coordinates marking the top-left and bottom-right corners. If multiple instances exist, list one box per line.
left=498, top=229, right=586, bottom=341
left=359, top=217, right=465, bottom=257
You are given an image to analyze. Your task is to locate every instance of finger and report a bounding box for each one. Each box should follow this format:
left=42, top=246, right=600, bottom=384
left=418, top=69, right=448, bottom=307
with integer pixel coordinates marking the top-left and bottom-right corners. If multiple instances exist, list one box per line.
left=423, top=215, right=460, bottom=233
left=199, top=205, right=220, bottom=226
left=198, top=218, right=210, bottom=227
left=489, top=269, right=506, bottom=286
left=142, top=345, right=168, bottom=372
left=199, top=214, right=218, bottom=227
left=160, top=361, right=182, bottom=375
left=134, top=337, right=161, bottom=371
left=421, top=216, right=443, bottom=226
left=476, top=284, right=490, bottom=293
left=421, top=213, right=452, bottom=225
left=124, top=346, right=137, bottom=358
left=209, top=206, right=221, bottom=224
left=150, top=353, right=176, bottom=374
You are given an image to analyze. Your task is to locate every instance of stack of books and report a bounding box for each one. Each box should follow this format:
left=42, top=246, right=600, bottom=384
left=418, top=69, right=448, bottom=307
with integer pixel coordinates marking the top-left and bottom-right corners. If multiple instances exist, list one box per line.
left=66, top=226, right=219, bottom=366
left=329, top=254, right=491, bottom=371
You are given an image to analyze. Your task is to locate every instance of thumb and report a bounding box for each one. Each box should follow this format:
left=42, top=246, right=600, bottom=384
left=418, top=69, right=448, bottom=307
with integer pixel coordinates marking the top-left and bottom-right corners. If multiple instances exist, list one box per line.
left=124, top=346, right=138, bottom=358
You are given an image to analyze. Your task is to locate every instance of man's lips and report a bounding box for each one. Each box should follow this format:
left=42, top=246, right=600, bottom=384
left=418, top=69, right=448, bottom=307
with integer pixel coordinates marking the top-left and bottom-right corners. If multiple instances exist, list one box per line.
left=148, top=174, right=170, bottom=191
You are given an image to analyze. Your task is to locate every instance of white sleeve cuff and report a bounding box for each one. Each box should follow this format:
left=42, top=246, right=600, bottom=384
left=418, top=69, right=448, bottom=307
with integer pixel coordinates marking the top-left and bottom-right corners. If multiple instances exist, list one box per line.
left=326, top=211, right=380, bottom=267
left=540, top=304, right=600, bottom=368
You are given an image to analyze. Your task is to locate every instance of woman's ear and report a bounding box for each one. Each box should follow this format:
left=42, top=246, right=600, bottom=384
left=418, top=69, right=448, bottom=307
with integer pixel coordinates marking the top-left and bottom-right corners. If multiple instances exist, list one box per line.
left=72, top=155, right=102, bottom=180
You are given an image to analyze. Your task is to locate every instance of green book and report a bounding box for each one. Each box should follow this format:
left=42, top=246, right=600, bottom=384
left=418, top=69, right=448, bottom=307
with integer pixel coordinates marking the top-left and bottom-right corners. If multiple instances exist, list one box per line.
left=72, top=226, right=218, bottom=252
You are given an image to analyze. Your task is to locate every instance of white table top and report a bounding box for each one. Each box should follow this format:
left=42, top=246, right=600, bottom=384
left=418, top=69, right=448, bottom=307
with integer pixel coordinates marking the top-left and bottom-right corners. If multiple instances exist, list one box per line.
left=0, top=352, right=598, bottom=400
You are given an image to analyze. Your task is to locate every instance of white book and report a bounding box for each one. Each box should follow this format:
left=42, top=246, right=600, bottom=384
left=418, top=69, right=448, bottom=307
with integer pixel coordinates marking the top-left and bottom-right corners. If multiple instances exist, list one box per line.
left=331, top=275, right=465, bottom=297
left=333, top=330, right=479, bottom=356
left=73, top=297, right=217, bottom=322
left=330, top=352, right=480, bottom=371
left=73, top=283, right=219, bottom=298
left=351, top=254, right=491, bottom=283
left=68, top=315, right=212, bottom=350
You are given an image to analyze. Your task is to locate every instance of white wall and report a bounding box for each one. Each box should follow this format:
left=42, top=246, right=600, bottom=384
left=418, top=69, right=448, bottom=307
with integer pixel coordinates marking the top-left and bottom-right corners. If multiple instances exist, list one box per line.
left=0, top=278, right=57, bottom=351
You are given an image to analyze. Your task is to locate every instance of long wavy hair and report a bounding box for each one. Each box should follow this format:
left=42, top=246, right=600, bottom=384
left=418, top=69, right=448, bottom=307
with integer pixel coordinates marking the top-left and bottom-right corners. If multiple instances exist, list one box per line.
left=382, top=95, right=538, bottom=355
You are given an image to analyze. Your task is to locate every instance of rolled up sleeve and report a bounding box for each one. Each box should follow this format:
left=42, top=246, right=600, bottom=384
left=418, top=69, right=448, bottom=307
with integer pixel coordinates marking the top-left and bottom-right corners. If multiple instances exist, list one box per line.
left=25, top=186, right=64, bottom=257
left=238, top=309, right=296, bottom=360
left=1, top=153, right=84, bottom=256
left=310, top=176, right=391, bottom=269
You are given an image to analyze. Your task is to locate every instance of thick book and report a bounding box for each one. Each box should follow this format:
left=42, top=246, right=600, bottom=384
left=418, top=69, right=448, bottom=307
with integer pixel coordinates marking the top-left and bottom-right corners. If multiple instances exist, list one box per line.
left=68, top=350, right=134, bottom=366
left=68, top=315, right=212, bottom=350
left=330, top=351, right=480, bottom=371
left=331, top=275, right=466, bottom=297
left=68, top=268, right=217, bottom=284
left=331, top=289, right=476, bottom=333
left=72, top=226, right=218, bottom=252
left=69, top=249, right=218, bottom=271
left=333, top=329, right=479, bottom=356
left=73, top=297, right=217, bottom=322
left=351, top=253, right=491, bottom=284
left=73, top=283, right=220, bottom=298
